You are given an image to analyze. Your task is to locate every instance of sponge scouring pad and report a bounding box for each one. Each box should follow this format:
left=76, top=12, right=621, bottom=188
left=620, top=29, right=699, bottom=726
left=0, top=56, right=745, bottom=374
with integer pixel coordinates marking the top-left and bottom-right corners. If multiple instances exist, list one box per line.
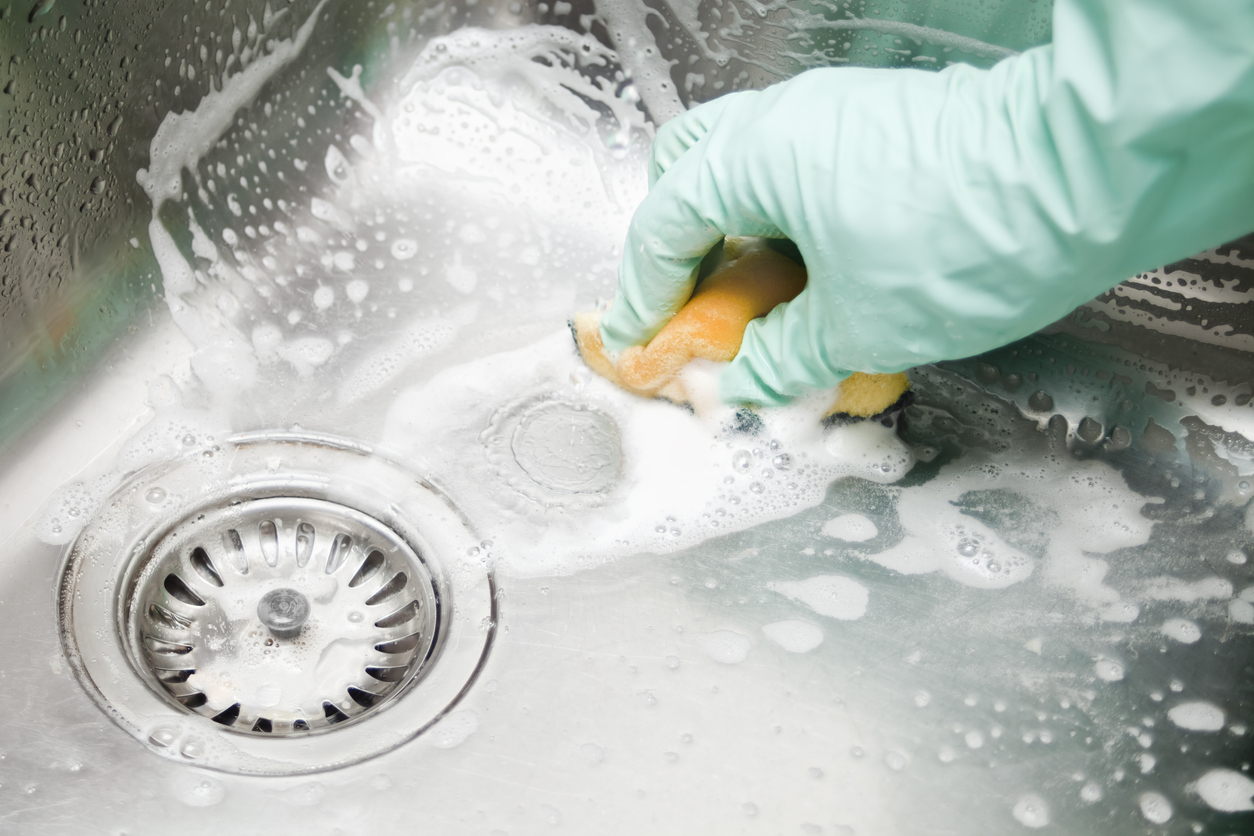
left=826, top=371, right=912, bottom=420
left=573, top=238, right=910, bottom=418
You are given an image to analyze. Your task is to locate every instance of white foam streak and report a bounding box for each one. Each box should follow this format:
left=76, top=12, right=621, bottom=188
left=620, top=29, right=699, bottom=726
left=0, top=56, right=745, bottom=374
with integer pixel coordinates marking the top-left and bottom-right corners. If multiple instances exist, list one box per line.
left=380, top=329, right=913, bottom=577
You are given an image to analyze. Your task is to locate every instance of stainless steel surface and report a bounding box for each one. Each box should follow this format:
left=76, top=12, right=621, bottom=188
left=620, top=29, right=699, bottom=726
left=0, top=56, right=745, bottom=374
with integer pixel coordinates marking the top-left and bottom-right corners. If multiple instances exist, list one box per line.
left=1, top=0, right=1253, bottom=833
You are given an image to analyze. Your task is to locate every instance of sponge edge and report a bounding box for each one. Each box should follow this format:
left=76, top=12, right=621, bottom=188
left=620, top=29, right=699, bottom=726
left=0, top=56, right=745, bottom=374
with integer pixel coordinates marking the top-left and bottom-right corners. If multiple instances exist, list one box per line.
left=825, top=371, right=912, bottom=420
left=572, top=237, right=911, bottom=418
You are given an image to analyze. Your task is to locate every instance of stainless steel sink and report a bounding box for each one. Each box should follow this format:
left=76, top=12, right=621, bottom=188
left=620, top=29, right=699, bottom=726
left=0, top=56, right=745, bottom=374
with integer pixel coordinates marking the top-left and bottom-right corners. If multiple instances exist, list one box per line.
left=2, top=1, right=1253, bottom=833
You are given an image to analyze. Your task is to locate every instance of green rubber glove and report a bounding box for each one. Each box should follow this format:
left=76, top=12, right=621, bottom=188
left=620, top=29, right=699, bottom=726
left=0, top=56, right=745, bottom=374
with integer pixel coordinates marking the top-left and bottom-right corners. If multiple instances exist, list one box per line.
left=600, top=0, right=1254, bottom=406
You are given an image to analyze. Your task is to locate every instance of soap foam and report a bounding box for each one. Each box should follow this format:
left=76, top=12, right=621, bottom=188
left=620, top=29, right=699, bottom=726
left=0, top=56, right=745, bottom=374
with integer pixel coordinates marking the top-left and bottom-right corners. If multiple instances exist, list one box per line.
left=429, top=709, right=479, bottom=749
left=853, top=447, right=1158, bottom=603
left=762, top=620, right=825, bottom=653
left=1093, top=658, right=1124, bottom=682
left=136, top=0, right=333, bottom=398
left=1193, top=768, right=1254, bottom=812
left=379, top=330, right=914, bottom=577
left=1138, top=792, right=1173, bottom=824
left=696, top=630, right=752, bottom=664
left=1010, top=794, right=1050, bottom=829
left=393, top=26, right=649, bottom=219
left=766, top=576, right=870, bottom=621
left=1161, top=618, right=1202, bottom=644
left=1167, top=701, right=1225, bottom=732
left=821, top=514, right=878, bottom=542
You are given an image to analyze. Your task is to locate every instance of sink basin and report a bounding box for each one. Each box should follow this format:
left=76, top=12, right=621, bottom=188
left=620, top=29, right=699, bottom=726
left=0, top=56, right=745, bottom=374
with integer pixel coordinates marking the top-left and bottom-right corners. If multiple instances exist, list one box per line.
left=2, top=1, right=1253, bottom=833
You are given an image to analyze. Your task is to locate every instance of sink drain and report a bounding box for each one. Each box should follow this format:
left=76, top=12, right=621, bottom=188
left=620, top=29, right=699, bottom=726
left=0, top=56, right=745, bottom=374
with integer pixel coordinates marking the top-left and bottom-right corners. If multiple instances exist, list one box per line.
left=58, top=432, right=495, bottom=775
left=132, top=497, right=442, bottom=735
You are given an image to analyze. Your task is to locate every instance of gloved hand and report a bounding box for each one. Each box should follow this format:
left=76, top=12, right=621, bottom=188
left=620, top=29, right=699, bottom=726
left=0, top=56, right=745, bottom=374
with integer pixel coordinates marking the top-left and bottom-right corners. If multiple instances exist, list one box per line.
left=600, top=0, right=1254, bottom=406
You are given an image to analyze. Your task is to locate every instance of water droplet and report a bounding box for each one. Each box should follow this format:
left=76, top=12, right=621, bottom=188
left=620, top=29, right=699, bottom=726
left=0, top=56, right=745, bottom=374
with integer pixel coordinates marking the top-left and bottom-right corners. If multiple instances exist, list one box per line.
left=956, top=538, right=979, bottom=557
left=180, top=738, right=204, bottom=759
left=390, top=238, right=417, bottom=260
left=749, top=482, right=764, bottom=494
left=772, top=453, right=792, bottom=470
left=145, top=487, right=166, bottom=504
left=347, top=611, right=363, bottom=623
left=1028, top=390, right=1054, bottom=412
left=182, top=434, right=196, bottom=446
left=1012, top=794, right=1050, bottom=828
left=731, top=450, right=752, bottom=472
left=1138, top=792, right=1173, bottom=824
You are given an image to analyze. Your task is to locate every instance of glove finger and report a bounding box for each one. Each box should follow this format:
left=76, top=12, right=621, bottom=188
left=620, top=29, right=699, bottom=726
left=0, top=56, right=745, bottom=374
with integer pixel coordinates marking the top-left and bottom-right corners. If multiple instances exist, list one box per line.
left=601, top=135, right=787, bottom=353
left=648, top=91, right=753, bottom=187
left=720, top=288, right=852, bottom=406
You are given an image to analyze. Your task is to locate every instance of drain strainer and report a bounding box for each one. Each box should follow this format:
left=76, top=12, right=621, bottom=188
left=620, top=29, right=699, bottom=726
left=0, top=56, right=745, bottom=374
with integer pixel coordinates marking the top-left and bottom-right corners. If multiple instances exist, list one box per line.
left=58, top=432, right=495, bottom=775
left=132, top=497, right=441, bottom=735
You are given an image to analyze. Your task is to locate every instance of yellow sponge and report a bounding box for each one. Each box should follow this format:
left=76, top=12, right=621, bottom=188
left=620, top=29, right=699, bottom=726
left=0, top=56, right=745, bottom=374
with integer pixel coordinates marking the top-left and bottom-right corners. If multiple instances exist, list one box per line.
left=573, top=238, right=910, bottom=418
left=826, top=371, right=912, bottom=419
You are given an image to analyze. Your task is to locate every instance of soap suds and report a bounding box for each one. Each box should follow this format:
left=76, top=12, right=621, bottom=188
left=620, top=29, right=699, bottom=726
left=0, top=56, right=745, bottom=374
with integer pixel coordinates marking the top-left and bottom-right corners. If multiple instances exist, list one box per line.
left=855, top=448, right=1157, bottom=599
left=1093, top=658, right=1124, bottom=682
left=380, top=331, right=913, bottom=576
left=1193, top=768, right=1254, bottom=812
left=767, top=576, right=870, bottom=621
left=1161, top=618, right=1202, bottom=644
left=429, top=709, right=479, bottom=749
left=696, top=630, right=751, bottom=664
left=136, top=0, right=332, bottom=396
left=822, top=513, right=878, bottom=542
left=1138, top=792, right=1173, bottom=824
left=1167, top=701, right=1225, bottom=732
left=1011, top=794, right=1049, bottom=828
left=762, top=620, right=825, bottom=653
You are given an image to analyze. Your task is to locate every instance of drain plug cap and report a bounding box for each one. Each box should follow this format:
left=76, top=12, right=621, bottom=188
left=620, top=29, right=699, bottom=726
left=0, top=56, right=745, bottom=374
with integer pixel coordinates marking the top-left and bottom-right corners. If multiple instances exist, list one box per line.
left=257, top=588, right=310, bottom=639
